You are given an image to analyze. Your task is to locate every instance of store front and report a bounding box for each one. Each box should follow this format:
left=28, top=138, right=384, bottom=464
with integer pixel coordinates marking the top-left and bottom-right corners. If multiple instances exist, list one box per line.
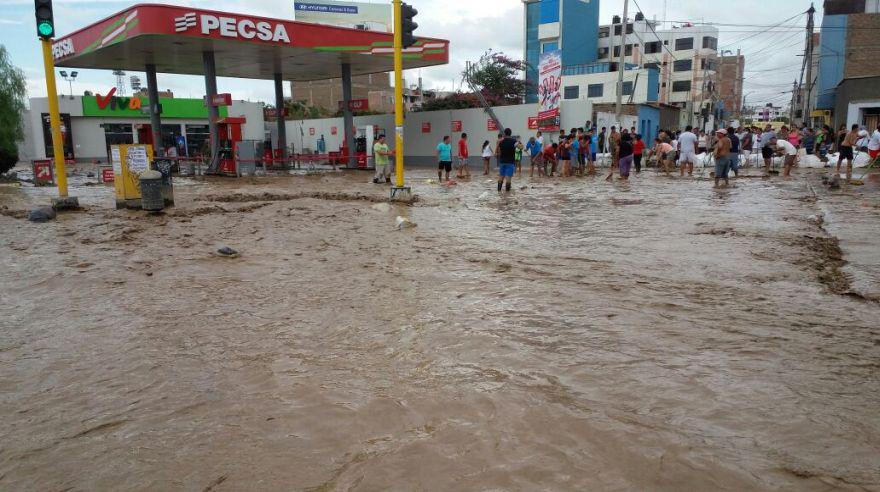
left=24, top=95, right=265, bottom=163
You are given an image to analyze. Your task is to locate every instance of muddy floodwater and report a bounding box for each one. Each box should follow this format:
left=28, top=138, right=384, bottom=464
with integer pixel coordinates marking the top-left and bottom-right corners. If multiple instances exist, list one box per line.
left=1, top=167, right=879, bottom=490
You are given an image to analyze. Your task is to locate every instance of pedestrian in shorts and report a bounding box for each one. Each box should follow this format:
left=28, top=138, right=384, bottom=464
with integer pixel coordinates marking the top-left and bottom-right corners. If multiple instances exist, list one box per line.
left=437, top=135, right=453, bottom=182
left=456, top=133, right=470, bottom=179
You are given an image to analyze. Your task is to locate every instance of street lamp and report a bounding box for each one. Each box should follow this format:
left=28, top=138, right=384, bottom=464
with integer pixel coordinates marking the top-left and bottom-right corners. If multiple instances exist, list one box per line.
left=58, top=70, right=78, bottom=99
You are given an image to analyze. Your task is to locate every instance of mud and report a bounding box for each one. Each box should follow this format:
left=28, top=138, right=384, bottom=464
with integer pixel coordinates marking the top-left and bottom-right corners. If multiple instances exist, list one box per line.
left=1, top=168, right=879, bottom=490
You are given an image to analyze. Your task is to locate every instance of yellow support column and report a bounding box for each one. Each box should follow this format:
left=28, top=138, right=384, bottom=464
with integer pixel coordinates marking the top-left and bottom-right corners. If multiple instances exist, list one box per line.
left=40, top=39, right=78, bottom=208
left=390, top=0, right=411, bottom=201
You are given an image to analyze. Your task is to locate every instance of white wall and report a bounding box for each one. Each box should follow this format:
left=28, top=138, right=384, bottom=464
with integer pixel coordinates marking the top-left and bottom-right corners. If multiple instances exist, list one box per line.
left=562, top=69, right=652, bottom=104
left=847, top=100, right=880, bottom=128
left=231, top=101, right=266, bottom=141
left=284, top=100, right=592, bottom=164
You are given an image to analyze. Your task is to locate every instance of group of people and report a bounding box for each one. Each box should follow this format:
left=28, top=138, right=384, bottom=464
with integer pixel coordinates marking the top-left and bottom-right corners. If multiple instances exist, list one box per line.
left=372, top=120, right=880, bottom=190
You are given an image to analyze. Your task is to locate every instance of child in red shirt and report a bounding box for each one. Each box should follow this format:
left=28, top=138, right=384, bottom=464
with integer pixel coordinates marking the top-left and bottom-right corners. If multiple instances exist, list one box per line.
left=633, top=134, right=646, bottom=174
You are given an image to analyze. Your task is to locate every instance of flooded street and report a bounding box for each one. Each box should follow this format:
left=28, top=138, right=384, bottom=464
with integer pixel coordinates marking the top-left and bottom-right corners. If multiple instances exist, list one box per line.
left=1, top=168, right=879, bottom=490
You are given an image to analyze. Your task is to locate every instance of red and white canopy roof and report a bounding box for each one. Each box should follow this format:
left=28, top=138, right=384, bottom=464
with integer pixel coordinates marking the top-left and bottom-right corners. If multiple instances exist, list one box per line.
left=52, top=4, right=450, bottom=81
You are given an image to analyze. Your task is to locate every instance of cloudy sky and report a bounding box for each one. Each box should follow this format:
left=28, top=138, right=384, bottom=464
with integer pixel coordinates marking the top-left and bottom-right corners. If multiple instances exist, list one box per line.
left=1, top=0, right=819, bottom=109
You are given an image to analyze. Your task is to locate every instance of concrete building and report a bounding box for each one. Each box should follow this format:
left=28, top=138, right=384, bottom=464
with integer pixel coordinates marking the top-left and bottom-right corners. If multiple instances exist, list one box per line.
left=596, top=18, right=720, bottom=116
left=291, top=73, right=392, bottom=113
left=561, top=64, right=659, bottom=105
left=523, top=1, right=722, bottom=128
left=748, top=103, right=784, bottom=122
left=523, top=0, right=601, bottom=103
left=718, top=50, right=745, bottom=120
left=816, top=0, right=880, bottom=128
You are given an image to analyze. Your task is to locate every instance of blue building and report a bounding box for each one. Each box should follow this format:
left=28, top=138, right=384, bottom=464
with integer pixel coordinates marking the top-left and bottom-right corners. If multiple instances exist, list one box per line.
left=815, top=0, right=880, bottom=128
left=524, top=0, right=600, bottom=103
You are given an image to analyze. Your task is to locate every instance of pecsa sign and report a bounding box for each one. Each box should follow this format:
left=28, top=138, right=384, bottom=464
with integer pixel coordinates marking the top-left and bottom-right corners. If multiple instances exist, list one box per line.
left=52, top=38, right=75, bottom=60
left=174, top=12, right=291, bottom=43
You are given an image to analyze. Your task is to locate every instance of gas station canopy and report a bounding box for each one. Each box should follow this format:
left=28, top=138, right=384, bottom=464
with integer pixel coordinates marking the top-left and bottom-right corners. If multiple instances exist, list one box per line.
left=52, top=4, right=450, bottom=81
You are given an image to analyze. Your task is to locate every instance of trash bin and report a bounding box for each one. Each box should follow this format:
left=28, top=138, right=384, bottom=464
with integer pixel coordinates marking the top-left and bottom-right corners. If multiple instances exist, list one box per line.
left=152, top=158, right=175, bottom=206
left=139, top=170, right=165, bottom=211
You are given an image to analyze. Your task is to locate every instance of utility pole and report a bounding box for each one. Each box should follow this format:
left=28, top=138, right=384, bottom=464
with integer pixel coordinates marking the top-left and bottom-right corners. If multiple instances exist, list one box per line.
left=615, top=0, right=629, bottom=124
left=803, top=3, right=816, bottom=126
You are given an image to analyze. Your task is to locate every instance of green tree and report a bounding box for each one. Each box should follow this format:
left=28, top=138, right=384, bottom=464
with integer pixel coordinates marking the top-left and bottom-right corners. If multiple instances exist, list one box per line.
left=0, top=45, right=27, bottom=174
left=465, top=50, right=530, bottom=106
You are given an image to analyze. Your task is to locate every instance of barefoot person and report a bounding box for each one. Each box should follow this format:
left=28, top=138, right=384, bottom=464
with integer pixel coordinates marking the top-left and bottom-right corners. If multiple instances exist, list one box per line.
left=525, top=136, right=542, bottom=177
left=497, top=128, right=519, bottom=193
left=437, top=135, right=453, bottom=182
left=838, top=124, right=859, bottom=182
left=714, top=129, right=731, bottom=188
left=456, top=132, right=470, bottom=179
left=775, top=137, right=798, bottom=177
left=761, top=124, right=777, bottom=175
left=653, top=138, right=675, bottom=175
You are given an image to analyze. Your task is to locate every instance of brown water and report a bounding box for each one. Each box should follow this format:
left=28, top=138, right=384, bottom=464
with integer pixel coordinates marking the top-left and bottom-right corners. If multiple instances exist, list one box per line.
left=1, top=169, right=879, bottom=491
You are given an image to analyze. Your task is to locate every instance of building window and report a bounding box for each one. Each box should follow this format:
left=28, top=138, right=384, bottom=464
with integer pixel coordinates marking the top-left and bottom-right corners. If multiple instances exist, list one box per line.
left=542, top=41, right=558, bottom=53
left=599, top=27, right=610, bottom=38
left=613, top=23, right=634, bottom=36
left=598, top=47, right=609, bottom=59
left=673, top=59, right=692, bottom=72
left=564, top=86, right=579, bottom=99
left=612, top=45, right=633, bottom=57
left=700, top=58, right=716, bottom=70
left=588, top=84, right=604, bottom=98
left=675, top=37, right=694, bottom=51
left=622, top=81, right=634, bottom=96
left=645, top=41, right=661, bottom=54
left=644, top=62, right=659, bottom=70
left=672, top=80, right=691, bottom=92
left=539, top=0, right=559, bottom=23
left=702, top=36, right=718, bottom=50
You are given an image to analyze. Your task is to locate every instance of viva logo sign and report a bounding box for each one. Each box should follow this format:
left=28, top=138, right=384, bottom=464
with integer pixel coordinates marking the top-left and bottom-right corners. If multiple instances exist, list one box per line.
left=96, top=87, right=143, bottom=111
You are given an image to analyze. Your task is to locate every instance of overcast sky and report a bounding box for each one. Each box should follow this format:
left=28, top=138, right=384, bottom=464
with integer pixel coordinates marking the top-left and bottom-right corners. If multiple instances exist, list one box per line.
left=1, top=0, right=819, bottom=109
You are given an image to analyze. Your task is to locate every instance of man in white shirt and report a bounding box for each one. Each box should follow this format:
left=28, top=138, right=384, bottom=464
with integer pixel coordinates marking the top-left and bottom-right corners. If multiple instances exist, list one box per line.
left=776, top=138, right=798, bottom=177
left=677, top=125, right=699, bottom=177
left=867, top=124, right=880, bottom=160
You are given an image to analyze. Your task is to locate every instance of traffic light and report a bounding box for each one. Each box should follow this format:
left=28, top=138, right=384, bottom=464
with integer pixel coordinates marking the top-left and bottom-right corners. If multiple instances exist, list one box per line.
left=401, top=2, right=418, bottom=49
left=35, top=0, right=54, bottom=40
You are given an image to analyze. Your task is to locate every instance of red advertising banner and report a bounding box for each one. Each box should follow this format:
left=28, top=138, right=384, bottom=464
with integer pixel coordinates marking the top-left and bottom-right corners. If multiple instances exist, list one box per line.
left=330, top=126, right=338, bottom=135
left=339, top=99, right=370, bottom=111
left=421, top=122, right=431, bottom=133
left=32, top=160, right=54, bottom=186
left=528, top=116, right=561, bottom=132
left=206, top=93, right=232, bottom=107
left=101, top=168, right=115, bottom=182
left=451, top=120, right=462, bottom=132
left=487, top=119, right=499, bottom=131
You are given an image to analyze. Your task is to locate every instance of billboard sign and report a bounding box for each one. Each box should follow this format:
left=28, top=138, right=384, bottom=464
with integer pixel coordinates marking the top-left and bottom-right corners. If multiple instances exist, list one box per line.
left=294, top=1, right=392, bottom=32
left=537, top=50, right=562, bottom=121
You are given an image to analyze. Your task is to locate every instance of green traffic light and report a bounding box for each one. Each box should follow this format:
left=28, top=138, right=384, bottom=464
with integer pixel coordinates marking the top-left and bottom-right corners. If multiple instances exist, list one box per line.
left=37, top=21, right=53, bottom=37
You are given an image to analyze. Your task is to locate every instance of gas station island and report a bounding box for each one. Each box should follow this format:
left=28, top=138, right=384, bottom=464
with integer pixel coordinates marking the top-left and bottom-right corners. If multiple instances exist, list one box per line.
left=48, top=3, right=449, bottom=171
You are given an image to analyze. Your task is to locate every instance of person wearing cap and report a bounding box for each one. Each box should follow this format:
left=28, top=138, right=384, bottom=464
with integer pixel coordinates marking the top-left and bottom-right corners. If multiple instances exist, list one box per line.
left=713, top=129, right=732, bottom=188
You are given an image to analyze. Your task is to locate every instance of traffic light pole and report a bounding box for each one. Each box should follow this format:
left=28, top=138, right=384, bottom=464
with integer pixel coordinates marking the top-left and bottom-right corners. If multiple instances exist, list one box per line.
left=390, top=0, right=410, bottom=200
left=40, top=38, right=71, bottom=200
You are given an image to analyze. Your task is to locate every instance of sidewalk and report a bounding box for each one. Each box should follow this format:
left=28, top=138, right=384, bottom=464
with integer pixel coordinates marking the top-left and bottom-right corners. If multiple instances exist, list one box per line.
left=812, top=169, right=880, bottom=301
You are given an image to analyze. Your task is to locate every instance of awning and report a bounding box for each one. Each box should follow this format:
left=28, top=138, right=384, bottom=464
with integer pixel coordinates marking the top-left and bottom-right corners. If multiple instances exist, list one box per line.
left=51, top=4, right=450, bottom=81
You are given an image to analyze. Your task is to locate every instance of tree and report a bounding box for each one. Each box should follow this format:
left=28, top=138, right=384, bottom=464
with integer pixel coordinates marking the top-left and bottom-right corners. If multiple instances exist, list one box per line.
left=0, top=45, right=27, bottom=174
left=465, top=50, right=530, bottom=106
left=420, top=92, right=481, bottom=112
